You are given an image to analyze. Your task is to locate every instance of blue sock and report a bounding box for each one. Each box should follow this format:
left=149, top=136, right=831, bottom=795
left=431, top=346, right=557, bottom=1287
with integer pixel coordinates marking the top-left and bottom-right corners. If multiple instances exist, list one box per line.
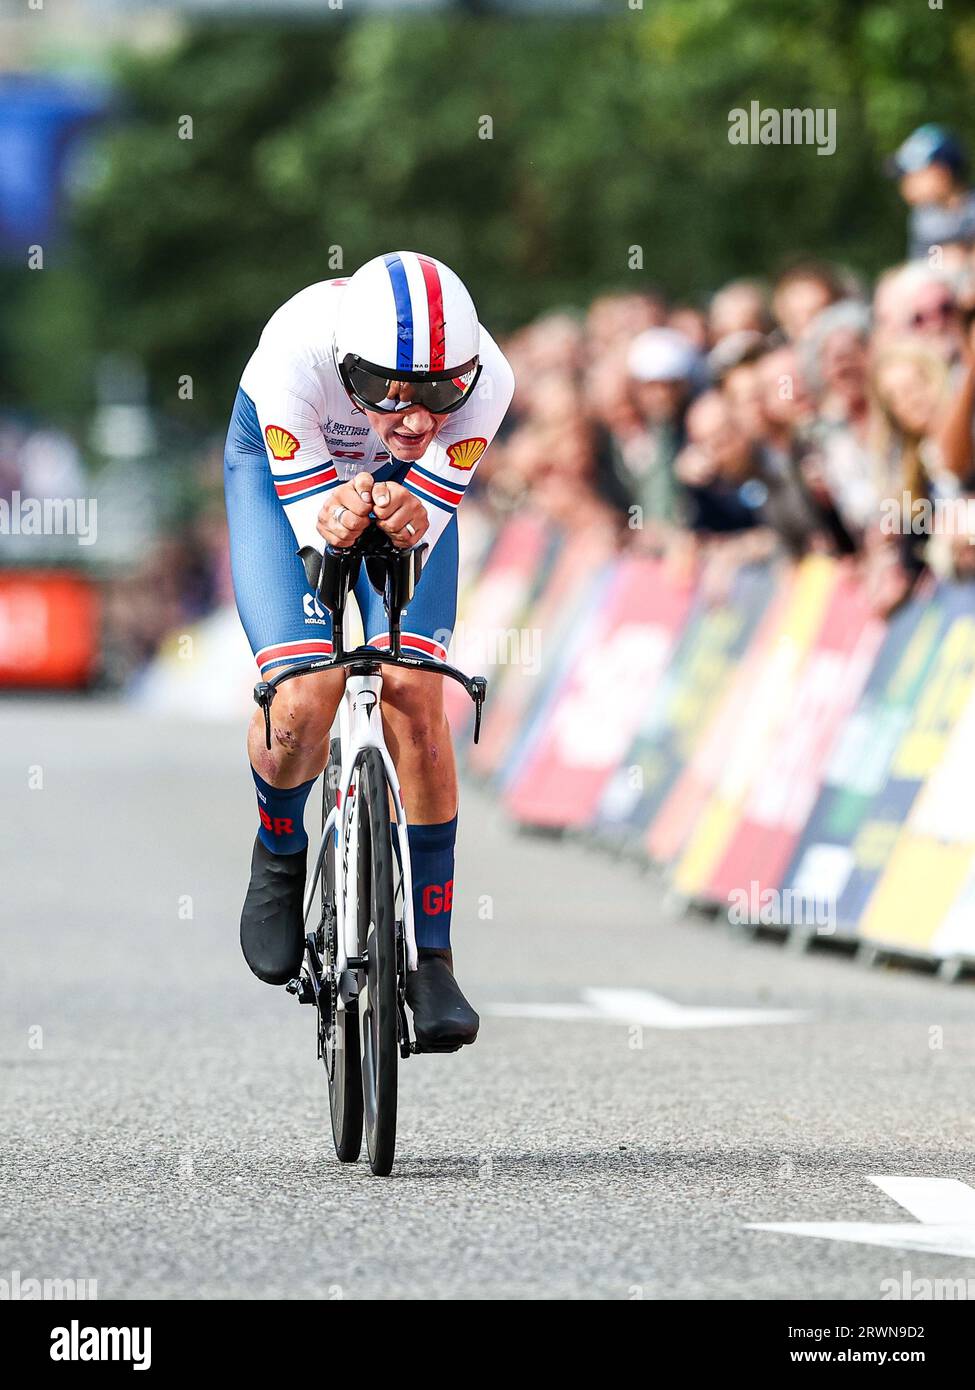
left=408, top=815, right=457, bottom=950
left=252, top=768, right=315, bottom=854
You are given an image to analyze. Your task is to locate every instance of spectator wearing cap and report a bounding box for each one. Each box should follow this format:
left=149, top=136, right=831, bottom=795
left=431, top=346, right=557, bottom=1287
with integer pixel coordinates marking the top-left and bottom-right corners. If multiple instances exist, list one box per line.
left=888, top=124, right=975, bottom=263
left=611, top=327, right=703, bottom=535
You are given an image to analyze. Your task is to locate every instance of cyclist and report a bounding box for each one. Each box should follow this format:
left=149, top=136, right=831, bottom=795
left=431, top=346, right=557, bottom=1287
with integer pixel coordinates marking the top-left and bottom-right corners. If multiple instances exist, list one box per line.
left=224, top=252, right=514, bottom=1051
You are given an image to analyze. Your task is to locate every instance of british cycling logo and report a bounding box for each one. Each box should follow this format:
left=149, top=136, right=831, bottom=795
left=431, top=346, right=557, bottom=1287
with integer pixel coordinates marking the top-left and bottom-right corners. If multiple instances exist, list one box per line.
left=50, top=1321, right=151, bottom=1371
left=265, top=424, right=301, bottom=461
left=323, top=417, right=370, bottom=439
left=0, top=492, right=96, bottom=545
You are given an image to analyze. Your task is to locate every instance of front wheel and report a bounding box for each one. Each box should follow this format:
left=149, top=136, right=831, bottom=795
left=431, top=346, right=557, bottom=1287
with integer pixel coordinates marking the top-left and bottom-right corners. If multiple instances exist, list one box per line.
left=322, top=739, right=363, bottom=1163
left=354, top=745, right=399, bottom=1176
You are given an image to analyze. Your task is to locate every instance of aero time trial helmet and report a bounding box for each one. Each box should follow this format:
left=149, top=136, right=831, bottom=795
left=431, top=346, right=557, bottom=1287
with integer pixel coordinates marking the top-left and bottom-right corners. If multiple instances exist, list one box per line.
left=335, top=251, right=482, bottom=415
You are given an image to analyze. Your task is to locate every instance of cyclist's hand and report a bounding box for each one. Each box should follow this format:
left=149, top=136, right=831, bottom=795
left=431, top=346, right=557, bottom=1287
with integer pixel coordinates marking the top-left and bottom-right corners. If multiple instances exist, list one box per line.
left=371, top=482, right=429, bottom=549
left=674, top=445, right=714, bottom=488
left=316, top=472, right=375, bottom=548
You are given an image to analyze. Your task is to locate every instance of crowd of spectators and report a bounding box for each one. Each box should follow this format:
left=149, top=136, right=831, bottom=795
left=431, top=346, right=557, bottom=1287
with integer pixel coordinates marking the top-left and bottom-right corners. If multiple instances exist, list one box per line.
left=484, top=123, right=975, bottom=615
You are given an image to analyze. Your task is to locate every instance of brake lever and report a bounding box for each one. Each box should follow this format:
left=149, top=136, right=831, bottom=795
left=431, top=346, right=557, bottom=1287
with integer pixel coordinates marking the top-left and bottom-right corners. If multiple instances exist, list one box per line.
left=254, top=680, right=276, bottom=750
left=469, top=676, right=487, bottom=744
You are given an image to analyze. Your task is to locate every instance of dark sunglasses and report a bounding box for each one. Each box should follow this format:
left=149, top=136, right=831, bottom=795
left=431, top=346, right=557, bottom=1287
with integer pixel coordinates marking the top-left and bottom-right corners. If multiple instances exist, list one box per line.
left=911, top=299, right=955, bottom=327
left=340, top=354, right=481, bottom=416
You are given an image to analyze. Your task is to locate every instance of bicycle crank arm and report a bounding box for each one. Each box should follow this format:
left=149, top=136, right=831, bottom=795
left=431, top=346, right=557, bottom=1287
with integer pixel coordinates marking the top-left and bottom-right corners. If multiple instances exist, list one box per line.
left=286, top=934, right=325, bottom=1006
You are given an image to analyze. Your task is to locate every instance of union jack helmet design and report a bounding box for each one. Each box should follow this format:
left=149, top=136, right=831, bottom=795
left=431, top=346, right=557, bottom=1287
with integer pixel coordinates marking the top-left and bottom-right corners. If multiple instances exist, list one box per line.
left=334, top=251, right=482, bottom=414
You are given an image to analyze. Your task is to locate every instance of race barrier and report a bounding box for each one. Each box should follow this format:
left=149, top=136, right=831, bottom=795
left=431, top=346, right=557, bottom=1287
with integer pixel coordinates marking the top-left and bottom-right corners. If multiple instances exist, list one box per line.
left=458, top=510, right=975, bottom=969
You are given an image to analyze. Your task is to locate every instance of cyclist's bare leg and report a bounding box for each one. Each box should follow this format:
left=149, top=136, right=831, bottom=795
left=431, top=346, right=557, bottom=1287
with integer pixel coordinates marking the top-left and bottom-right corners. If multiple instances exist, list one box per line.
left=378, top=667, right=457, bottom=823
left=247, top=666, right=346, bottom=788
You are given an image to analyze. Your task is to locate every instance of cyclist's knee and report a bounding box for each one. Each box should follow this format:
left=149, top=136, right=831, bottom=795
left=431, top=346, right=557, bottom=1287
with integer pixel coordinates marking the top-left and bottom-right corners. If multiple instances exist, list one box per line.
left=381, top=669, right=447, bottom=741
left=264, top=668, right=344, bottom=755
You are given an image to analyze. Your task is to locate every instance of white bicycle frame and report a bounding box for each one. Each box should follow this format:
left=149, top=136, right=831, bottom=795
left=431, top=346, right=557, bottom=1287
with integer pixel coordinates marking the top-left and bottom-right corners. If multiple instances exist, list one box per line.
left=302, top=670, right=418, bottom=977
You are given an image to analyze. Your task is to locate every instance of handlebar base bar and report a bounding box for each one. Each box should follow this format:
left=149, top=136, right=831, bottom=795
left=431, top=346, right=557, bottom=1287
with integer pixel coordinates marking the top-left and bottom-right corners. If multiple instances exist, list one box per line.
left=254, top=652, right=486, bottom=751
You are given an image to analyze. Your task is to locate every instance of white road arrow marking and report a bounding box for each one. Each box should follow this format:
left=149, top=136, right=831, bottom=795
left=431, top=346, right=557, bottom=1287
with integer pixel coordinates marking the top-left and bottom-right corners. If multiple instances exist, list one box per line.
left=748, top=1177, right=975, bottom=1259
left=487, top=986, right=808, bottom=1030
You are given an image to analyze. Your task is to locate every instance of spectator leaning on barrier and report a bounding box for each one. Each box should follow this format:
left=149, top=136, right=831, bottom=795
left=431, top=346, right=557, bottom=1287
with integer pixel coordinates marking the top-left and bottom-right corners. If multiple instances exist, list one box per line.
left=853, top=338, right=954, bottom=611
left=717, top=337, right=854, bottom=558
left=708, top=330, right=770, bottom=441
left=799, top=299, right=878, bottom=537
left=677, top=379, right=837, bottom=559
left=674, top=390, right=767, bottom=535
left=613, top=327, right=703, bottom=538
left=888, top=124, right=975, bottom=264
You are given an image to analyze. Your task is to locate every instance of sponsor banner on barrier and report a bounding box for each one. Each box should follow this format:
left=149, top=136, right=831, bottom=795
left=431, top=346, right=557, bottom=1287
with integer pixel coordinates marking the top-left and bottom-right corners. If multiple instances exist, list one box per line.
left=444, top=512, right=554, bottom=736
left=700, top=564, right=886, bottom=904
left=504, top=553, right=694, bottom=827
left=858, top=592, right=975, bottom=957
left=644, top=565, right=801, bottom=866
left=779, top=586, right=950, bottom=935
left=496, top=560, right=617, bottom=794
left=666, top=554, right=839, bottom=898
left=0, top=570, right=98, bottom=687
left=469, top=526, right=615, bottom=779
left=595, top=558, right=777, bottom=841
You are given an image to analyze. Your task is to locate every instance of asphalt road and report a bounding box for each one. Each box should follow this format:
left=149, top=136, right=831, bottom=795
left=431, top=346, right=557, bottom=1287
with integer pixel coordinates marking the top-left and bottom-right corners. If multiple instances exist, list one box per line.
left=3, top=699, right=975, bottom=1301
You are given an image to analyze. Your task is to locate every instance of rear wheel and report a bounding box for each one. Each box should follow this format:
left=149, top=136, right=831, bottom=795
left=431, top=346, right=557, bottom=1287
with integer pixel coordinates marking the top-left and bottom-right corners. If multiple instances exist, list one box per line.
left=354, top=746, right=399, bottom=1176
left=322, top=738, right=363, bottom=1163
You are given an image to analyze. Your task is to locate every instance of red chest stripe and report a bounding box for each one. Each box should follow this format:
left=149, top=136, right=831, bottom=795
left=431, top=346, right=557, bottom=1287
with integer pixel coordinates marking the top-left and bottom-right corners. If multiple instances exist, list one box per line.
left=404, top=469, right=463, bottom=507
left=274, top=465, right=338, bottom=499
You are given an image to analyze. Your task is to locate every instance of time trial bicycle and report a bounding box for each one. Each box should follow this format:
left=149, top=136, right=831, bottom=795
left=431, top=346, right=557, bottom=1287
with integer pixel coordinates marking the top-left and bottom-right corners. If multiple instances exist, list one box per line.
left=253, top=524, right=486, bottom=1176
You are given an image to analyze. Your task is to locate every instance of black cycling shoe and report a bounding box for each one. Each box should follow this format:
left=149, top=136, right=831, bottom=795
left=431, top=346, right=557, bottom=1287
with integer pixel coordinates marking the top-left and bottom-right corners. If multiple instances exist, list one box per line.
left=406, top=948, right=479, bottom=1052
left=240, top=835, right=307, bottom=985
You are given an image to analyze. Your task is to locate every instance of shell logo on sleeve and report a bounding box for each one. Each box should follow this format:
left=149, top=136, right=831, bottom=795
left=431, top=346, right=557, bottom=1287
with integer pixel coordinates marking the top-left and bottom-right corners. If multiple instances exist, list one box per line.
left=445, top=437, right=487, bottom=471
left=264, top=425, right=301, bottom=461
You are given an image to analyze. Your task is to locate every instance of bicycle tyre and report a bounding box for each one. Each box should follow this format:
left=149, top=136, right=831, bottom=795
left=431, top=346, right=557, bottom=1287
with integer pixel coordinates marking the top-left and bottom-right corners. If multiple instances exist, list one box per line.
left=354, top=745, right=399, bottom=1176
left=323, top=738, right=364, bottom=1163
